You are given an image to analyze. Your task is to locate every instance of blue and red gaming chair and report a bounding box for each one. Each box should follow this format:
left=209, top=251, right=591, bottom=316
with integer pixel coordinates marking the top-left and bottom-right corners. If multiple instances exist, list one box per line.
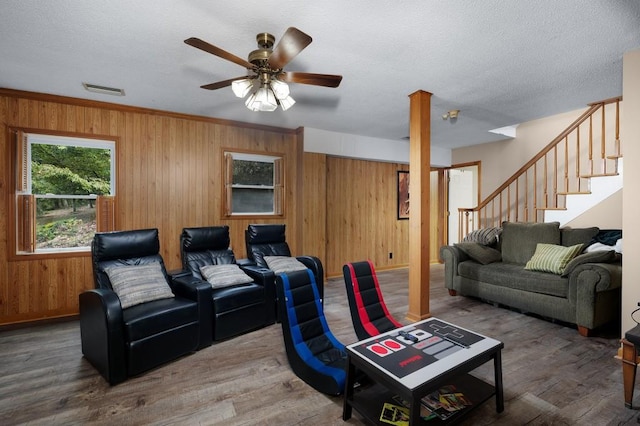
left=343, top=260, right=403, bottom=340
left=276, top=269, right=347, bottom=395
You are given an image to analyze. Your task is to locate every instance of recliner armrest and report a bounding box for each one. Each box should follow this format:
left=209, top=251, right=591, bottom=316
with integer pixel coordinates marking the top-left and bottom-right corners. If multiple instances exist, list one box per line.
left=296, top=256, right=324, bottom=300
left=171, top=275, right=213, bottom=349
left=79, top=288, right=126, bottom=385
left=236, top=258, right=254, bottom=267
left=240, top=265, right=276, bottom=285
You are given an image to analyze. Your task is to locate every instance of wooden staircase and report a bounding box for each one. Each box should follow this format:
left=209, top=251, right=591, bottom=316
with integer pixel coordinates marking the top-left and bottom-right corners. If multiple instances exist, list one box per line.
left=458, top=97, right=622, bottom=240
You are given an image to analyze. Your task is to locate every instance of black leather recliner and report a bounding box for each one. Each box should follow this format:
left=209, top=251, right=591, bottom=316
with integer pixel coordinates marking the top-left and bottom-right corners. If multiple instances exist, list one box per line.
left=244, top=224, right=324, bottom=300
left=79, top=228, right=212, bottom=385
left=177, top=226, right=277, bottom=341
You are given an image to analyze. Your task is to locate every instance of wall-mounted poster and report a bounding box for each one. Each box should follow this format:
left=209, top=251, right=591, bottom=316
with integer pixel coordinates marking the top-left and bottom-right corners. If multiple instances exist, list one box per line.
left=397, top=171, right=409, bottom=220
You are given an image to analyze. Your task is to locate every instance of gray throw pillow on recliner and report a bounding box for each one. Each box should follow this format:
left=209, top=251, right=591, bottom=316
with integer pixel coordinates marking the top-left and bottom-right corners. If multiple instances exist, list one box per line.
left=500, top=221, right=561, bottom=265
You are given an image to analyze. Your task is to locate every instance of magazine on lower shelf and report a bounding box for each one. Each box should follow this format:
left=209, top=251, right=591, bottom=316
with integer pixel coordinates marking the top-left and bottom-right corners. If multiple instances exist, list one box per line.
left=379, top=402, right=410, bottom=425
left=420, top=385, right=472, bottom=420
left=391, top=384, right=472, bottom=422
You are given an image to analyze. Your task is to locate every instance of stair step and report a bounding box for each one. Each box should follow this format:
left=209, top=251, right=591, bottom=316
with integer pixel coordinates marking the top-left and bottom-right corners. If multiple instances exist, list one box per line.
left=579, top=173, right=619, bottom=178
left=557, top=191, right=591, bottom=196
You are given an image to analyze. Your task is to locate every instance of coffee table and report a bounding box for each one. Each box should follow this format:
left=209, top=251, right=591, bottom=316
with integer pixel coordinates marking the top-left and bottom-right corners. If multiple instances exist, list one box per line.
left=342, top=317, right=504, bottom=425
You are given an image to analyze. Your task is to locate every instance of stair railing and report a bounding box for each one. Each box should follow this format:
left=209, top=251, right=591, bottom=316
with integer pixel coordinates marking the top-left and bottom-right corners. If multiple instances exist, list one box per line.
left=458, top=97, right=621, bottom=241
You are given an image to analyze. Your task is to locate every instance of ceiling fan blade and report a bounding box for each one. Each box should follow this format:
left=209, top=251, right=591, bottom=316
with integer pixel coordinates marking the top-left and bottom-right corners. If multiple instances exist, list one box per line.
left=268, top=27, right=312, bottom=70
left=200, top=76, right=253, bottom=90
left=280, top=72, right=343, bottom=88
left=185, top=37, right=254, bottom=70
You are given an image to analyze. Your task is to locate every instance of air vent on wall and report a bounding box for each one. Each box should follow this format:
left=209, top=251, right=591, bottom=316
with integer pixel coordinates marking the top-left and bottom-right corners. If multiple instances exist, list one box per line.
left=82, top=83, right=125, bottom=96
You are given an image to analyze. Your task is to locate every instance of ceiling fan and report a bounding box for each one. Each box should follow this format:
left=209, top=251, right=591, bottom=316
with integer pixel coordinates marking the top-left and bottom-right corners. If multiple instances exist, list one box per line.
left=185, top=27, right=343, bottom=111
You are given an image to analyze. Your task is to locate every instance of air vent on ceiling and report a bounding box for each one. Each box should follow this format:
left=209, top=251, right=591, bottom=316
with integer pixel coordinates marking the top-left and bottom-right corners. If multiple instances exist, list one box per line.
left=82, top=83, right=125, bottom=96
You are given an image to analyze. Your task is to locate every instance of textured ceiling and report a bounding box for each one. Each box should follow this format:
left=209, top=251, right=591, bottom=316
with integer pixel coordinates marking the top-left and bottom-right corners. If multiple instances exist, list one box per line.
left=1, top=1, right=639, bottom=148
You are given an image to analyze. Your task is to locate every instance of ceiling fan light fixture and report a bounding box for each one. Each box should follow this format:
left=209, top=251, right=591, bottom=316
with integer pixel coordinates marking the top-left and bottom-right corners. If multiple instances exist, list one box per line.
left=270, top=79, right=290, bottom=100
left=231, top=78, right=254, bottom=98
left=246, top=85, right=278, bottom=112
left=279, top=95, right=296, bottom=111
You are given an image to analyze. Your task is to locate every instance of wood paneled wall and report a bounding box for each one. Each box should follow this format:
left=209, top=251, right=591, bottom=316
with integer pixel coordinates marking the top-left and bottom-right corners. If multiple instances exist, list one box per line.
left=302, top=152, right=327, bottom=267
left=0, top=89, right=444, bottom=326
left=0, top=90, right=301, bottom=325
left=311, top=155, right=441, bottom=278
left=325, top=157, right=411, bottom=277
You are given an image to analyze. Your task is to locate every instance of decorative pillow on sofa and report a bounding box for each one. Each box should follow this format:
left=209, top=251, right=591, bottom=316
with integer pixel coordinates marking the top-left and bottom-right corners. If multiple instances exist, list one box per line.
left=524, top=243, right=584, bottom=275
left=462, top=227, right=502, bottom=246
left=104, top=262, right=175, bottom=309
left=264, top=256, right=308, bottom=274
left=454, top=242, right=502, bottom=265
left=561, top=250, right=619, bottom=277
left=200, top=264, right=254, bottom=289
left=501, top=221, right=561, bottom=265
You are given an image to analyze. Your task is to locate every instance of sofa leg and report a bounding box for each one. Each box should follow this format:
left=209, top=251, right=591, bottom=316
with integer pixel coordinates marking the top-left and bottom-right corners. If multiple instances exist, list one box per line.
left=577, top=326, right=591, bottom=337
left=448, top=289, right=458, bottom=296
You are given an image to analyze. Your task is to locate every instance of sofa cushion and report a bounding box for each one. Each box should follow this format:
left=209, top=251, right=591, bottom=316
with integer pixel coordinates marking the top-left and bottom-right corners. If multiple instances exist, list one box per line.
left=462, top=227, right=502, bottom=246
left=561, top=227, right=599, bottom=247
left=455, top=243, right=502, bottom=265
left=524, top=243, right=584, bottom=275
left=561, top=249, right=618, bottom=277
left=458, top=261, right=569, bottom=298
left=104, top=262, right=175, bottom=309
left=501, top=221, right=561, bottom=265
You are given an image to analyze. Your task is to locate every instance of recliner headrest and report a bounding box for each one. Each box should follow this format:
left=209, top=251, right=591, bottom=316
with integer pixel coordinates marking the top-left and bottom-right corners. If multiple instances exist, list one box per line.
left=92, top=228, right=159, bottom=261
left=246, top=224, right=286, bottom=244
left=182, top=226, right=230, bottom=252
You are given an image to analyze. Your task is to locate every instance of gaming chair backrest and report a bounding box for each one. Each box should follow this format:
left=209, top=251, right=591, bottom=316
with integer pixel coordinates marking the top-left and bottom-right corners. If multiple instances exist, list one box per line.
left=343, top=260, right=402, bottom=340
left=276, top=269, right=346, bottom=395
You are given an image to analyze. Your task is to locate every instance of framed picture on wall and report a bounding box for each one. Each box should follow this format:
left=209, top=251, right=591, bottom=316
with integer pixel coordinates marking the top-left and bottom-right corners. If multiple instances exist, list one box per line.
left=397, top=170, right=409, bottom=220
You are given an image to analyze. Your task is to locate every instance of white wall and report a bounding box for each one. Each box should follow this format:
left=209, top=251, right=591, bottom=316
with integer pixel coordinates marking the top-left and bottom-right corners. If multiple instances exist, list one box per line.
left=304, top=127, right=452, bottom=167
left=452, top=109, right=586, bottom=199
left=622, top=48, right=640, bottom=336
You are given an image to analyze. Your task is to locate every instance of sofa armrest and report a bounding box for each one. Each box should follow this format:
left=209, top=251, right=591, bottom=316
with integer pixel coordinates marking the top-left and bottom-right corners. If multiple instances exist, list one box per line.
left=439, top=245, right=469, bottom=291
left=570, top=262, right=622, bottom=330
left=79, top=289, right=126, bottom=385
left=171, top=275, right=213, bottom=349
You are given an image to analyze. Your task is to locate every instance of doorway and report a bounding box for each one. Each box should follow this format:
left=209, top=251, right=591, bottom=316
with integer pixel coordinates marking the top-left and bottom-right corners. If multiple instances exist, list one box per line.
left=446, top=163, right=479, bottom=245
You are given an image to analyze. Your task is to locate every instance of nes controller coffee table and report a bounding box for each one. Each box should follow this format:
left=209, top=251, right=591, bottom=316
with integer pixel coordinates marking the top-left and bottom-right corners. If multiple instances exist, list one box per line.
left=342, top=317, right=504, bottom=425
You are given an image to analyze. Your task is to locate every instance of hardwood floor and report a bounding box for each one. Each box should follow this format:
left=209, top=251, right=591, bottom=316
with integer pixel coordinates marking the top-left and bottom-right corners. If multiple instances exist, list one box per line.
left=0, top=264, right=636, bottom=425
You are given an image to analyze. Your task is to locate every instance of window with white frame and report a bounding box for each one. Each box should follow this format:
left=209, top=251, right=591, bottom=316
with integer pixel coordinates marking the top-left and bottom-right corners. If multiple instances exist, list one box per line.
left=223, top=151, right=283, bottom=216
left=15, top=131, right=116, bottom=254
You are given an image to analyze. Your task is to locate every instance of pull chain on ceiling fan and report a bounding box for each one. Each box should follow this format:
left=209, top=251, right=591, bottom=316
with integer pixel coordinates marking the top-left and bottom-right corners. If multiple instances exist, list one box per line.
left=185, top=27, right=342, bottom=111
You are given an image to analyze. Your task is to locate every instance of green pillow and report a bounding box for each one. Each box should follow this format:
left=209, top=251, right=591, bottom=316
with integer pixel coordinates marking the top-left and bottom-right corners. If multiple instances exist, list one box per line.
left=524, top=243, right=584, bottom=275
left=455, top=242, right=502, bottom=265
left=561, top=250, right=617, bottom=277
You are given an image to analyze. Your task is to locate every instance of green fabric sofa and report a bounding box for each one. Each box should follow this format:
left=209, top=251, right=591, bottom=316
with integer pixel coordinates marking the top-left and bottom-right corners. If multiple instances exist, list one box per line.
left=440, top=222, right=622, bottom=336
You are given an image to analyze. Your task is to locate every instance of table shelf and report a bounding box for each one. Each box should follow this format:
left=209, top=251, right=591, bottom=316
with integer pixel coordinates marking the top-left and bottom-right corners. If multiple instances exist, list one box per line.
left=347, top=373, right=496, bottom=425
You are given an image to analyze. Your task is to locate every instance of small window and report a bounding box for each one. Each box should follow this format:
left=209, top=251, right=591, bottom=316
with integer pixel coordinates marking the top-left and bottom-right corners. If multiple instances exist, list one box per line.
left=15, top=131, right=116, bottom=254
left=224, top=151, right=283, bottom=217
